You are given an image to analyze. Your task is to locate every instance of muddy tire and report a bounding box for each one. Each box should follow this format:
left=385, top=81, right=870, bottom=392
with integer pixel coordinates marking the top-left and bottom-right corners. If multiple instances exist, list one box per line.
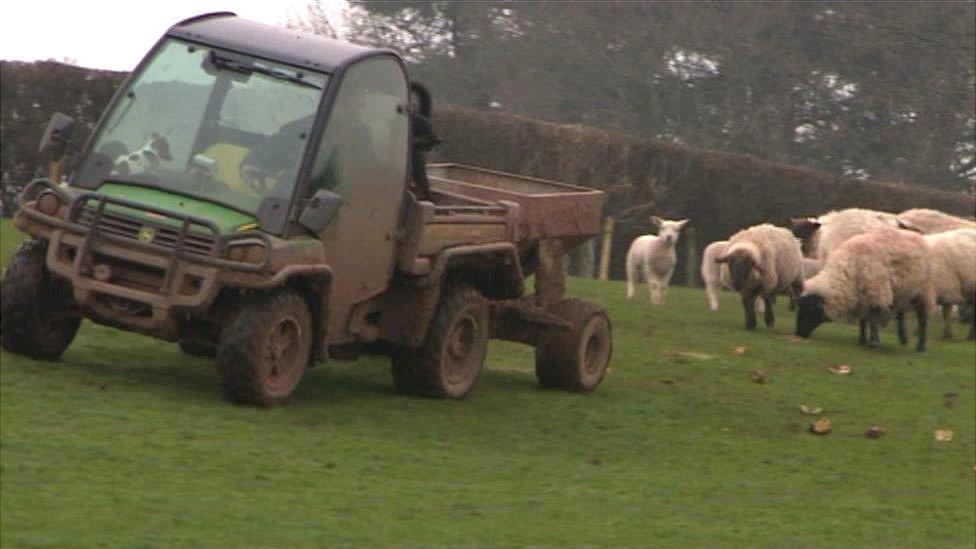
left=535, top=299, right=612, bottom=393
left=391, top=285, right=488, bottom=398
left=216, top=289, right=313, bottom=406
left=178, top=338, right=217, bottom=358
left=1, top=239, right=80, bottom=360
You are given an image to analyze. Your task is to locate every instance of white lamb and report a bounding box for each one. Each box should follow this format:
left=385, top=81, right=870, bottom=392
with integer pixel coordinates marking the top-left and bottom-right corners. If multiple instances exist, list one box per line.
left=626, top=217, right=689, bottom=305
left=898, top=208, right=975, bottom=234
left=919, top=228, right=976, bottom=340
left=796, top=227, right=934, bottom=351
left=715, top=224, right=805, bottom=330
left=790, top=208, right=900, bottom=261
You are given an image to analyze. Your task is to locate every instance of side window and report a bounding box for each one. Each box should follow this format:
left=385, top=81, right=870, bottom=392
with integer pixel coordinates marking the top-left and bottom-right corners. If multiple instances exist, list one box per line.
left=308, top=56, right=408, bottom=197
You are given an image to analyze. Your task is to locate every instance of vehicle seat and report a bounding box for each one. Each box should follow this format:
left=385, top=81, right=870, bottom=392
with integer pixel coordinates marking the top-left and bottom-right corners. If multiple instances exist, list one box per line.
left=201, top=143, right=279, bottom=196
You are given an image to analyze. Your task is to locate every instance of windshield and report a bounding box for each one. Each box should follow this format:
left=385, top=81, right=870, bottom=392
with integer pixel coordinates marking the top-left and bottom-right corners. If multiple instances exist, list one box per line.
left=75, top=38, right=328, bottom=214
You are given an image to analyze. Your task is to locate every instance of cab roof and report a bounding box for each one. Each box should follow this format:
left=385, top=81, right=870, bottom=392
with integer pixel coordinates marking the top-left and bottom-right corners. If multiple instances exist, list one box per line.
left=166, top=12, right=389, bottom=74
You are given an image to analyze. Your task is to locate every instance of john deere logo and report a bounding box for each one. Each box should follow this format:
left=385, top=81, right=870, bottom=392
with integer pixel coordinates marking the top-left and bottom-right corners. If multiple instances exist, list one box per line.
left=137, top=226, right=155, bottom=242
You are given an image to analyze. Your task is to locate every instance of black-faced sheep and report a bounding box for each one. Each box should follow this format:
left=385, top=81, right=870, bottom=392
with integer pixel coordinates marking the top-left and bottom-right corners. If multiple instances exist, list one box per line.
left=715, top=224, right=805, bottom=330
left=920, top=228, right=976, bottom=340
left=796, top=228, right=935, bottom=351
left=790, top=208, right=900, bottom=261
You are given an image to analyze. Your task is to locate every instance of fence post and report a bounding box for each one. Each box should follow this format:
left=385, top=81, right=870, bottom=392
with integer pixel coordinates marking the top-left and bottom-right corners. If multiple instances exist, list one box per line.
left=598, top=216, right=614, bottom=281
left=684, top=226, right=698, bottom=286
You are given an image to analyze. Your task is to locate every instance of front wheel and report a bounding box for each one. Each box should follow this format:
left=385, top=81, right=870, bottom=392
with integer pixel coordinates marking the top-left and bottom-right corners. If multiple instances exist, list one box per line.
left=391, top=285, right=488, bottom=398
left=1, top=239, right=81, bottom=360
left=535, top=299, right=612, bottom=393
left=216, top=289, right=313, bottom=406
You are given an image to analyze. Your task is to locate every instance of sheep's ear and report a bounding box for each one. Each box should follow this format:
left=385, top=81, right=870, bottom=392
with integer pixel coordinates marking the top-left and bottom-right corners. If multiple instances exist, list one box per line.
left=675, top=218, right=690, bottom=229
left=896, top=218, right=923, bottom=233
left=648, top=215, right=662, bottom=228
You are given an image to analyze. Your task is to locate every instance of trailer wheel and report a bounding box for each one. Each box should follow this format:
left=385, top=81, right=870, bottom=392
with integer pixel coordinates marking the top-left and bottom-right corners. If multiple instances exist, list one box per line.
left=1, top=239, right=80, bottom=360
left=392, top=285, right=488, bottom=398
left=216, top=289, right=312, bottom=406
left=535, top=299, right=612, bottom=393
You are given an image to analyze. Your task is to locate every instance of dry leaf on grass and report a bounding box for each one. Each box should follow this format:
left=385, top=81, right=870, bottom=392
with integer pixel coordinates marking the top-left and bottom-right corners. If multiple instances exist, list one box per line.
left=865, top=426, right=886, bottom=439
left=827, top=364, right=852, bottom=375
left=732, top=346, right=748, bottom=355
left=933, top=429, right=954, bottom=442
left=750, top=369, right=767, bottom=384
left=810, top=417, right=832, bottom=435
left=671, top=351, right=716, bottom=361
left=799, top=405, right=823, bottom=415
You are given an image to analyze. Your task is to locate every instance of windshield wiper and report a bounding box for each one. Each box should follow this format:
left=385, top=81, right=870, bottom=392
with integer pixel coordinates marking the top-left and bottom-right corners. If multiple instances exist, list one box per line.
left=209, top=52, right=322, bottom=90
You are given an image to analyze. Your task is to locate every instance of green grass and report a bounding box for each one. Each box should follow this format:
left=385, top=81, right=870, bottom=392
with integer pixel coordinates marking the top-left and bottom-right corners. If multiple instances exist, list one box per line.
left=1, top=219, right=974, bottom=547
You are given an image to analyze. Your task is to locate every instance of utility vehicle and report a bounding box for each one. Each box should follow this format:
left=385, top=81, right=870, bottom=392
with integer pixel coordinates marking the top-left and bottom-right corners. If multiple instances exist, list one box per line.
left=3, top=12, right=611, bottom=405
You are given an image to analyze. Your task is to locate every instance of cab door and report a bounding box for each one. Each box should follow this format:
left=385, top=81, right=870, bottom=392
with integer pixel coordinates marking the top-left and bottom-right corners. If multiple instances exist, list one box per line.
left=306, top=55, right=410, bottom=342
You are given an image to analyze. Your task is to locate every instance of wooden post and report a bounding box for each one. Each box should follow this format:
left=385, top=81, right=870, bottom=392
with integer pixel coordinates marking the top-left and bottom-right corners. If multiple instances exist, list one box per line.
left=536, top=238, right=566, bottom=307
left=684, top=226, right=698, bottom=286
left=598, top=216, right=614, bottom=281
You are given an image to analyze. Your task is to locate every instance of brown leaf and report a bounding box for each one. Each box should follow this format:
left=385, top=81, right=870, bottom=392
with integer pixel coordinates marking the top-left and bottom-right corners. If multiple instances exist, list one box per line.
left=827, top=364, right=852, bottom=375
left=799, top=404, right=822, bottom=415
left=810, top=417, right=832, bottom=435
left=933, top=429, right=954, bottom=442
left=750, top=369, right=767, bottom=384
left=732, top=346, right=748, bottom=355
left=865, top=426, right=886, bottom=439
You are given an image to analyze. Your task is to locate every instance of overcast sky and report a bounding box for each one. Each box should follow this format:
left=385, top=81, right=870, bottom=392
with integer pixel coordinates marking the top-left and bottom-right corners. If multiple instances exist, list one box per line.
left=0, top=0, right=346, bottom=71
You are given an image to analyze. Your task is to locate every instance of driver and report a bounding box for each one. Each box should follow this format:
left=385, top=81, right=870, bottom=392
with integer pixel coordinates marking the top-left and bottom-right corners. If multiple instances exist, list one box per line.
left=239, top=115, right=314, bottom=195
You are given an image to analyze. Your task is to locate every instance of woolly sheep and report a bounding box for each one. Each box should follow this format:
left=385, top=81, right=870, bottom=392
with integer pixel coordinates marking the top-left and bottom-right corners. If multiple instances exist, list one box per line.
left=796, top=228, right=934, bottom=351
left=790, top=208, right=900, bottom=261
left=715, top=224, right=804, bottom=330
left=920, top=228, right=976, bottom=340
left=801, top=257, right=822, bottom=280
left=701, top=240, right=766, bottom=314
left=897, top=208, right=975, bottom=234
left=626, top=217, right=689, bottom=305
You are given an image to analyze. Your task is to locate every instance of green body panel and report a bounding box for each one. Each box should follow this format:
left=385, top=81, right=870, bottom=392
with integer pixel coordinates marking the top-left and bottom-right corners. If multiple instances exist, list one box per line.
left=95, top=183, right=257, bottom=234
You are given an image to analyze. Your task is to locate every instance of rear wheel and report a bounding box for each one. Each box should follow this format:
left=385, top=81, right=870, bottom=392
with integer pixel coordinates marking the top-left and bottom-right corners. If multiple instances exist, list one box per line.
left=535, top=299, right=612, bottom=393
left=1, top=239, right=80, bottom=360
left=216, top=289, right=312, bottom=406
left=391, top=285, right=488, bottom=398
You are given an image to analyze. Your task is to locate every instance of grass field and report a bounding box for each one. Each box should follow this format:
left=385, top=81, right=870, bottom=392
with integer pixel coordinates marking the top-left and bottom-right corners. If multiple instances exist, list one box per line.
left=1, top=219, right=974, bottom=547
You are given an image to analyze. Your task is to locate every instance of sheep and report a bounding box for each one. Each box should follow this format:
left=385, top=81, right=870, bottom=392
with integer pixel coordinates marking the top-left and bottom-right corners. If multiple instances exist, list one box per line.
left=626, top=217, right=689, bottom=305
left=701, top=240, right=728, bottom=311
left=701, top=239, right=766, bottom=315
left=796, top=228, right=934, bottom=351
left=790, top=208, right=900, bottom=261
left=801, top=257, right=822, bottom=280
left=715, top=224, right=805, bottom=330
left=919, top=228, right=976, bottom=340
left=897, top=208, right=975, bottom=235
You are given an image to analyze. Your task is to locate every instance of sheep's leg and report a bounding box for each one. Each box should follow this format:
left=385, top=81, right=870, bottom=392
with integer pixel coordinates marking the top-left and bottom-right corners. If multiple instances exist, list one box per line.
left=941, top=304, right=953, bottom=340
left=867, top=307, right=882, bottom=348
left=858, top=320, right=867, bottom=345
left=896, top=311, right=908, bottom=346
left=705, top=282, right=721, bottom=311
left=642, top=263, right=658, bottom=305
left=743, top=290, right=759, bottom=330
left=763, top=296, right=775, bottom=328
left=914, top=300, right=928, bottom=352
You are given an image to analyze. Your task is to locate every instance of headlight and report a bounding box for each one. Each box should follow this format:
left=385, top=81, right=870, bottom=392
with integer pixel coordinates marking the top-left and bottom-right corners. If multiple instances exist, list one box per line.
left=36, top=191, right=62, bottom=216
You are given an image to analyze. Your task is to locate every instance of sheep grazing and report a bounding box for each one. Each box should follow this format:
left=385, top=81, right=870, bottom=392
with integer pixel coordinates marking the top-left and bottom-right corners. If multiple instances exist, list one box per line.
left=897, top=208, right=975, bottom=234
left=790, top=208, right=900, bottom=261
left=715, top=224, right=804, bottom=330
left=920, top=228, right=976, bottom=340
left=626, top=217, right=689, bottom=305
left=796, top=228, right=934, bottom=351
